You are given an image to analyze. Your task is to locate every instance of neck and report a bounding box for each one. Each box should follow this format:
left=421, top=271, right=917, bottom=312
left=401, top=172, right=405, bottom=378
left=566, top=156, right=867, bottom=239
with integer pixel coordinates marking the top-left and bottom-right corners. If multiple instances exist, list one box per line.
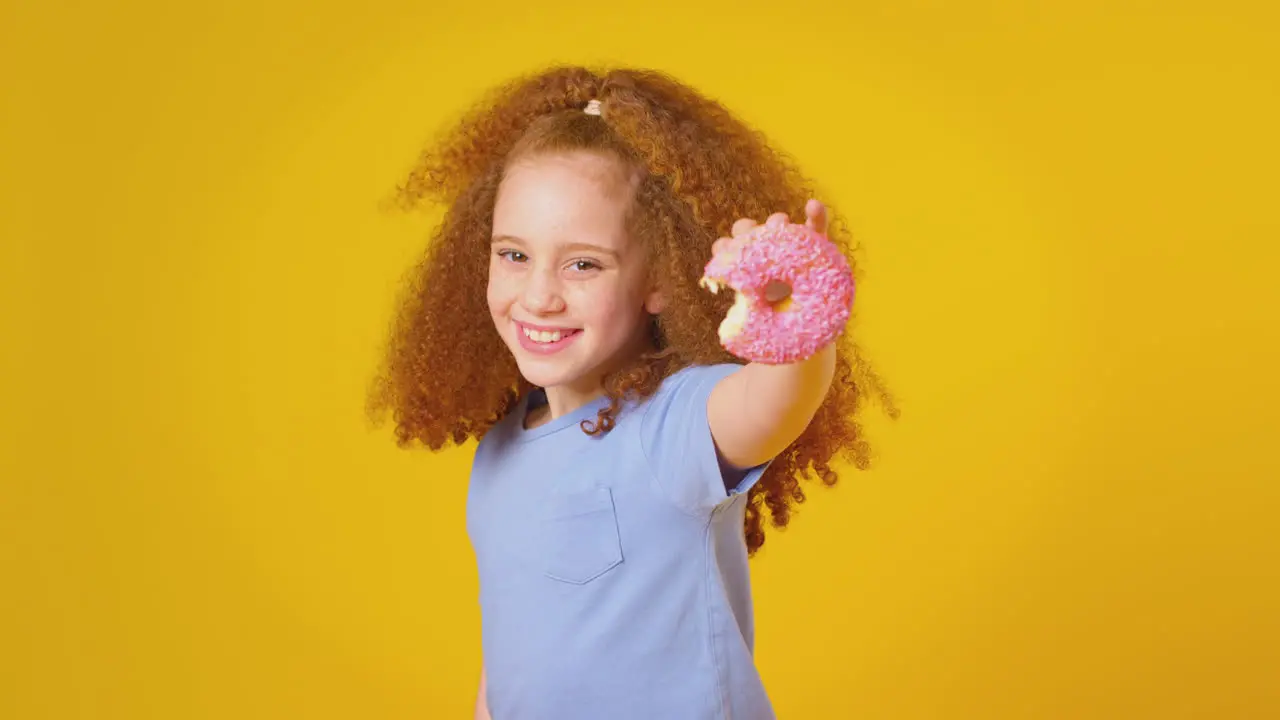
left=542, top=382, right=605, bottom=420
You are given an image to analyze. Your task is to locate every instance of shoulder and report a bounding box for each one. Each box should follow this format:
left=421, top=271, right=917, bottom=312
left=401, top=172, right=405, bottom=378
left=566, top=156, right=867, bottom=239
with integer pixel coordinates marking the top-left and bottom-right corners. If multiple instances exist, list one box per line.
left=650, top=362, right=744, bottom=404
left=636, top=362, right=756, bottom=513
left=473, top=394, right=528, bottom=461
left=637, top=362, right=744, bottom=431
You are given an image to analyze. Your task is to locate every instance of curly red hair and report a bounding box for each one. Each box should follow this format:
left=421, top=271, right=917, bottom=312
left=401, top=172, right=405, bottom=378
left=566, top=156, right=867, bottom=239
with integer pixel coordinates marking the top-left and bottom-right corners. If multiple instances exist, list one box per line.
left=370, top=66, right=895, bottom=554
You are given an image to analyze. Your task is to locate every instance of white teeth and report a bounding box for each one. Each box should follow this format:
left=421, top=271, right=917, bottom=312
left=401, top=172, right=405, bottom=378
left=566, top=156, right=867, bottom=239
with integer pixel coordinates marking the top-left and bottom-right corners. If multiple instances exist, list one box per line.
left=522, top=327, right=563, bottom=343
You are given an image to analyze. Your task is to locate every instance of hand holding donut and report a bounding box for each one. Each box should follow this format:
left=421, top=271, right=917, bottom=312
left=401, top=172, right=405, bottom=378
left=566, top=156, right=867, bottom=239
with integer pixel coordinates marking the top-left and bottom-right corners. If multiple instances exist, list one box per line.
left=701, top=199, right=855, bottom=365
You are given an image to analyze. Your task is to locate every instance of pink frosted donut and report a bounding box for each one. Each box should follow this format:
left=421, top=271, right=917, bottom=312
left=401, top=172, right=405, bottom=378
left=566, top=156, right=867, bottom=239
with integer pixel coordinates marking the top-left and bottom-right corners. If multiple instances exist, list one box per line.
left=700, top=222, right=855, bottom=364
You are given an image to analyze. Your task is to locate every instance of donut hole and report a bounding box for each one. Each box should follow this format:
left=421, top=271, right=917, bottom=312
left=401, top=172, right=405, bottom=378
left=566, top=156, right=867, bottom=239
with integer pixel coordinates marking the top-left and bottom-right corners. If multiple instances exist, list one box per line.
left=763, top=280, right=793, bottom=307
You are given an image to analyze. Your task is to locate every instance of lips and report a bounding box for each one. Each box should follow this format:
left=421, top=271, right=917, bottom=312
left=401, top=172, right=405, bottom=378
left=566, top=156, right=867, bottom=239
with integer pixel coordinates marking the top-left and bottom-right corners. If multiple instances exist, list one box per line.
left=514, top=320, right=582, bottom=354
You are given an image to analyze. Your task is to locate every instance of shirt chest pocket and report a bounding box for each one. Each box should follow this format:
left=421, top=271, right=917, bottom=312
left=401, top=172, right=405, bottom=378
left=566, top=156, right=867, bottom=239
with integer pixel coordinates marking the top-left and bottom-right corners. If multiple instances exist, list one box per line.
left=543, top=487, right=624, bottom=585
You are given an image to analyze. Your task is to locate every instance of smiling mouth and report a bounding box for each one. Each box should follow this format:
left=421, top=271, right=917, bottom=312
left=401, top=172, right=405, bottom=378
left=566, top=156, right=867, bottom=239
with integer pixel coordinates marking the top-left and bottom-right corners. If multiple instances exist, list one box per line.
left=518, top=324, right=581, bottom=344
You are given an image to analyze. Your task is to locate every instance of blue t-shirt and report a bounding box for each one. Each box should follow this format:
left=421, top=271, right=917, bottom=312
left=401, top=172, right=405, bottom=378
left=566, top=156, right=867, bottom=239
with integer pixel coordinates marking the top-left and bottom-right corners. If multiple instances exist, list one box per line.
left=466, top=363, right=776, bottom=720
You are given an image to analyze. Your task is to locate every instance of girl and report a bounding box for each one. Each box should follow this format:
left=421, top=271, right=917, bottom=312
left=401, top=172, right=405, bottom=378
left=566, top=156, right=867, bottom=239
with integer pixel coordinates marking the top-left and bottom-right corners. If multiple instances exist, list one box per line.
left=370, top=66, right=891, bottom=720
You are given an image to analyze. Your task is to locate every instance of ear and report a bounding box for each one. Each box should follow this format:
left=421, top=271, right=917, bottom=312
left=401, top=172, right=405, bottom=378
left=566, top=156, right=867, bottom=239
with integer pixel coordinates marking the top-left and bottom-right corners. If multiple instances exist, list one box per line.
left=643, top=287, right=665, bottom=315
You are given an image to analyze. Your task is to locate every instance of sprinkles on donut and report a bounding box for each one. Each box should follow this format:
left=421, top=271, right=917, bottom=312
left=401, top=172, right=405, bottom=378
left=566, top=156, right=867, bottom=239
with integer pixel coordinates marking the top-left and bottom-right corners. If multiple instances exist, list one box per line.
left=700, top=222, right=856, bottom=365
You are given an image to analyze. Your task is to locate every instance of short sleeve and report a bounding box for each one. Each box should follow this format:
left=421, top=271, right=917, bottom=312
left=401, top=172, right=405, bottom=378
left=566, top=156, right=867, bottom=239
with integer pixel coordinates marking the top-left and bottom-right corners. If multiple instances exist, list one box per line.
left=639, top=363, right=772, bottom=515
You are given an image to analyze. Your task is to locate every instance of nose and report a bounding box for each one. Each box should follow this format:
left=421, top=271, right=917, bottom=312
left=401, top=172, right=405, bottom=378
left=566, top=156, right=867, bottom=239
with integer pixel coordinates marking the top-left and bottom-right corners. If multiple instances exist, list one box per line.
left=520, top=265, right=566, bottom=315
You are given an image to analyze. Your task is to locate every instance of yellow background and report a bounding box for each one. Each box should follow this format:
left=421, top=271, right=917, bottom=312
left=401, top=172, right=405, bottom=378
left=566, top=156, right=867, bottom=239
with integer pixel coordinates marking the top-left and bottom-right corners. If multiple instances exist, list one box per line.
left=3, top=0, right=1277, bottom=717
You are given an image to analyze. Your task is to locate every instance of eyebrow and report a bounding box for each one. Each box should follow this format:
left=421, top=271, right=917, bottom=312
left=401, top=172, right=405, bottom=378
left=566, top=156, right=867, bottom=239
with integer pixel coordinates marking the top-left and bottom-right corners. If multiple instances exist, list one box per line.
left=490, top=235, right=620, bottom=259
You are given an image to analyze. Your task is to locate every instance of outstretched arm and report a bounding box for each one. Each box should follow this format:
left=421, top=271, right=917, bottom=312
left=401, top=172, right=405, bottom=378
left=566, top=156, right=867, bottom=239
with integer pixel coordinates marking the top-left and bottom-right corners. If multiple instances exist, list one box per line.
left=709, top=344, right=836, bottom=469
left=707, top=200, right=841, bottom=469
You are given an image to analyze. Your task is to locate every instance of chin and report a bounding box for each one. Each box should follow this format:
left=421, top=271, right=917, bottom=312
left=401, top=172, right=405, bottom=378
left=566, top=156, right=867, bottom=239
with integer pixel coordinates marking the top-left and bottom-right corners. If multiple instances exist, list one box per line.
left=500, top=326, right=616, bottom=390
left=503, top=336, right=582, bottom=387
left=513, top=358, right=560, bottom=387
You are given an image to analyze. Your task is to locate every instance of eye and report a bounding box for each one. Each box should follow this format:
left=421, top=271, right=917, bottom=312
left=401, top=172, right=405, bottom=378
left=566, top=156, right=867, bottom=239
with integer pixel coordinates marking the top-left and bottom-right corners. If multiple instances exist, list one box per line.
left=496, top=249, right=528, bottom=263
left=569, top=259, right=601, bottom=273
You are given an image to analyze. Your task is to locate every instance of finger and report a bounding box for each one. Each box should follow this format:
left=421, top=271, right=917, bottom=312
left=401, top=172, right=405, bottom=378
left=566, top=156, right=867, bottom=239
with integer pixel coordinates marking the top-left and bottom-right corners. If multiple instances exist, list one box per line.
left=765, top=212, right=789, bottom=228
left=805, top=199, right=828, bottom=235
left=731, top=217, right=758, bottom=237
left=711, top=237, right=731, bottom=256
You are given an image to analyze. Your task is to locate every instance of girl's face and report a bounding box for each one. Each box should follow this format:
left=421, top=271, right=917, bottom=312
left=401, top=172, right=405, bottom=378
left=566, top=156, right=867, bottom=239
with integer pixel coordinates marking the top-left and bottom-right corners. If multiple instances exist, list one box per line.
left=488, top=150, right=663, bottom=397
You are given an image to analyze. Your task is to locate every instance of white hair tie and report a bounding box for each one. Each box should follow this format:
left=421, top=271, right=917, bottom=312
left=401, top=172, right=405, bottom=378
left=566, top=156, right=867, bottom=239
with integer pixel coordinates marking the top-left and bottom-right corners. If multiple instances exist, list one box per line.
left=583, top=99, right=602, bottom=116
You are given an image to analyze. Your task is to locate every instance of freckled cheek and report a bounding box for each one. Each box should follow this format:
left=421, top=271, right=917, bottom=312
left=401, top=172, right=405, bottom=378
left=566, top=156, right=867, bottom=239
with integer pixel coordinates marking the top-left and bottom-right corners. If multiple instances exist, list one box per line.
left=568, top=286, right=627, bottom=331
left=487, top=262, right=515, bottom=304
left=486, top=277, right=514, bottom=322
